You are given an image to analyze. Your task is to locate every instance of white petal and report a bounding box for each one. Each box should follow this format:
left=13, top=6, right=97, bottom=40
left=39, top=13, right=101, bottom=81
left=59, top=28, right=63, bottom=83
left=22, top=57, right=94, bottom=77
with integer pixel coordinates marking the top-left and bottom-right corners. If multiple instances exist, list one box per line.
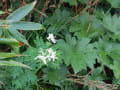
left=47, top=33, right=56, bottom=43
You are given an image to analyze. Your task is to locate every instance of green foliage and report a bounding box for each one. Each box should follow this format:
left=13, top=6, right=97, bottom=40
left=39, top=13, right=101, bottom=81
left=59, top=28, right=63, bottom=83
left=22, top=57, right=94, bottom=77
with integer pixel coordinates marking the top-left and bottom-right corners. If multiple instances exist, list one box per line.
left=0, top=38, right=21, bottom=53
left=1, top=0, right=120, bottom=90
left=42, top=65, right=69, bottom=86
left=0, top=52, right=30, bottom=69
left=69, top=12, right=103, bottom=39
left=2, top=37, right=62, bottom=89
left=9, top=21, right=44, bottom=30
left=0, top=1, right=44, bottom=53
left=56, top=35, right=97, bottom=73
left=44, top=10, right=71, bottom=35
left=107, top=0, right=120, bottom=8
left=103, top=14, right=120, bottom=35
left=0, top=52, right=21, bottom=59
left=0, top=61, right=31, bottom=69
left=7, top=67, right=37, bottom=90
left=63, top=0, right=95, bottom=5
left=64, top=0, right=75, bottom=5
left=6, top=1, right=36, bottom=21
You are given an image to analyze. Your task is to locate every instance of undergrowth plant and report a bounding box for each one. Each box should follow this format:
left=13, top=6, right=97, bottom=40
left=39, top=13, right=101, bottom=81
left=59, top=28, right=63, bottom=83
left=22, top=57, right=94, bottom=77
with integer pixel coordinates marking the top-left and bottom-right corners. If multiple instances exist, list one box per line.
left=0, top=0, right=120, bottom=90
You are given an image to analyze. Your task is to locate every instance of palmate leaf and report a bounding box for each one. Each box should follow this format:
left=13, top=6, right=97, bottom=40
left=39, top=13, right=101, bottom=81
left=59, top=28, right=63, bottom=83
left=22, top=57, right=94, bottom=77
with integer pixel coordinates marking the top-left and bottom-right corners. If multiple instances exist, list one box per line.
left=102, top=14, right=120, bottom=35
left=6, top=1, right=37, bottom=21
left=94, top=39, right=113, bottom=66
left=94, top=39, right=120, bottom=79
left=56, top=35, right=97, bottom=73
left=109, top=43, right=120, bottom=79
left=110, top=60, right=120, bottom=79
left=44, top=10, right=71, bottom=34
left=69, top=12, right=103, bottom=39
left=42, top=65, right=69, bottom=86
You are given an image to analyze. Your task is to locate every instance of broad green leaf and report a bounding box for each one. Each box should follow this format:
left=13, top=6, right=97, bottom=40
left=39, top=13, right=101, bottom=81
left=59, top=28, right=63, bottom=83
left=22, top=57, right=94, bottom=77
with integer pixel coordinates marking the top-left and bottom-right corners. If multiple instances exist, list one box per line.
left=0, top=38, right=20, bottom=46
left=0, top=60, right=31, bottom=69
left=56, top=35, right=97, bottom=73
left=0, top=38, right=21, bottom=53
left=107, top=0, right=120, bottom=8
left=6, top=1, right=36, bottom=21
left=9, top=21, right=44, bottom=30
left=44, top=10, right=71, bottom=34
left=69, top=12, right=103, bottom=38
left=0, top=53, right=22, bottom=59
left=8, top=29, right=29, bottom=45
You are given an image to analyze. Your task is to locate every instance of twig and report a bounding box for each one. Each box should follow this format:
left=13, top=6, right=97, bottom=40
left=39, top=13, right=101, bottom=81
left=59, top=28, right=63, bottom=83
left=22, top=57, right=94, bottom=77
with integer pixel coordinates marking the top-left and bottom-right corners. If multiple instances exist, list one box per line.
left=69, top=77, right=118, bottom=90
left=67, top=69, right=94, bottom=78
left=34, top=8, right=48, bottom=18
left=36, top=0, right=42, bottom=9
left=38, top=0, right=49, bottom=21
left=66, top=0, right=99, bottom=25
left=74, top=0, right=78, bottom=15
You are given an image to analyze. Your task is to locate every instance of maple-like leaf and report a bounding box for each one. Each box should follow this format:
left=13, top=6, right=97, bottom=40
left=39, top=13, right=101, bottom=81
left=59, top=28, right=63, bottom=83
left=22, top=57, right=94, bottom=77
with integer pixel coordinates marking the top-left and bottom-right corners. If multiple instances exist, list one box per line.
left=56, top=35, right=97, bottom=73
left=103, top=14, right=120, bottom=35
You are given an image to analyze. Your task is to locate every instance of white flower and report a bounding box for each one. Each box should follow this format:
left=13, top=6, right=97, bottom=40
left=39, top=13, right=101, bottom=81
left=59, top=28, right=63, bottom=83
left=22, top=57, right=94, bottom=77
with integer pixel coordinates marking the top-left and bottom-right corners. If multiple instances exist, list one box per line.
left=47, top=48, right=57, bottom=61
left=35, top=48, right=58, bottom=64
left=50, top=51, right=57, bottom=61
left=35, top=55, right=47, bottom=64
left=47, top=33, right=56, bottom=43
left=47, top=48, right=53, bottom=53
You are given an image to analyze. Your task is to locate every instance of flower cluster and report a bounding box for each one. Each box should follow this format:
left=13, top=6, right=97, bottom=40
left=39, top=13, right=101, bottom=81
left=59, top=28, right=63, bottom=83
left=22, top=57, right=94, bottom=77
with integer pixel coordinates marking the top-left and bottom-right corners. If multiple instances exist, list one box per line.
left=35, top=48, right=57, bottom=64
left=47, top=33, right=56, bottom=43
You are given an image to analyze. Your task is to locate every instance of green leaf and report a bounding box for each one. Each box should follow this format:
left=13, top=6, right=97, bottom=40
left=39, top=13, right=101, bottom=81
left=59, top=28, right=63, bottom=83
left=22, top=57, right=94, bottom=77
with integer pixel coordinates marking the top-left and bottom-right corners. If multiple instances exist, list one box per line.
left=110, top=60, right=120, bottom=79
left=107, top=0, right=120, bottom=8
left=0, top=53, right=22, bottom=59
left=69, top=12, right=103, bottom=38
left=8, top=29, right=29, bottom=45
left=9, top=21, right=44, bottom=30
left=94, top=39, right=113, bottom=66
left=56, top=35, right=97, bottom=73
left=0, top=60, right=31, bottom=69
left=0, top=38, right=21, bottom=53
left=44, top=10, right=71, bottom=34
left=102, top=14, right=120, bottom=35
left=6, top=1, right=36, bottom=21
left=43, top=65, right=69, bottom=86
